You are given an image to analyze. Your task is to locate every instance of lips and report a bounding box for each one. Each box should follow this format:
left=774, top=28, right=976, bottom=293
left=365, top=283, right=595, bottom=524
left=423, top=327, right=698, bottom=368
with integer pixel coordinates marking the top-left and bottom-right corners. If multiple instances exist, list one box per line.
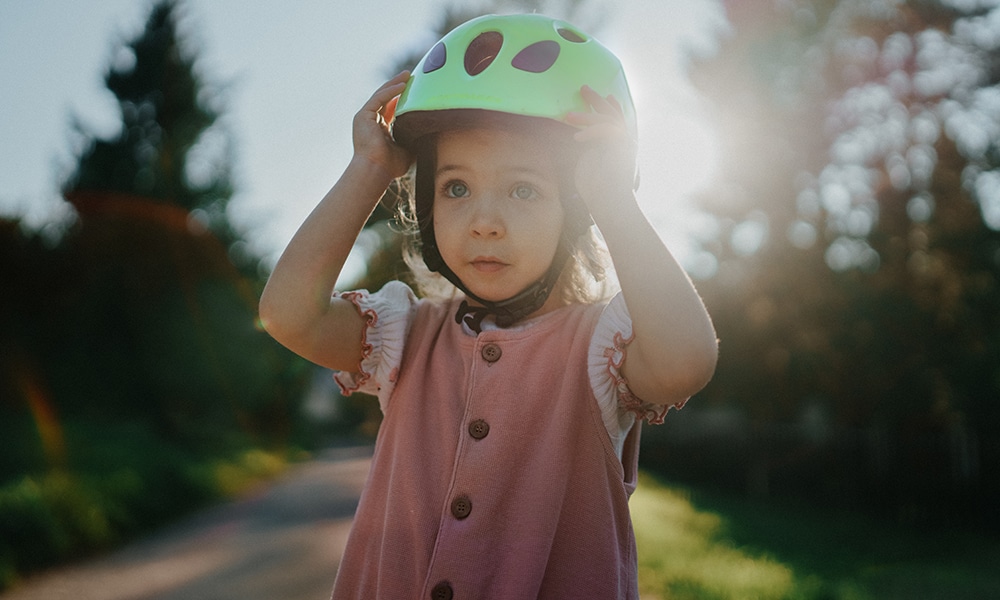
left=470, top=257, right=509, bottom=273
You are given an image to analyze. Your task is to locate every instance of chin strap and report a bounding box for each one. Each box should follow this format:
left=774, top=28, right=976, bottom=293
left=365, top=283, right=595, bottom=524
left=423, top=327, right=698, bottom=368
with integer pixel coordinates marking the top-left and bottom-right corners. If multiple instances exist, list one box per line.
left=455, top=301, right=492, bottom=333
left=452, top=246, right=569, bottom=333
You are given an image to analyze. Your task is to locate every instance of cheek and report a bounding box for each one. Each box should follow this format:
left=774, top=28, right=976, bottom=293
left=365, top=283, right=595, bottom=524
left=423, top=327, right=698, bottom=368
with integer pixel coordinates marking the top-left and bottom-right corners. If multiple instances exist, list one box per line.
left=431, top=206, right=464, bottom=258
left=530, top=203, right=565, bottom=236
left=518, top=204, right=564, bottom=253
left=432, top=204, right=456, bottom=236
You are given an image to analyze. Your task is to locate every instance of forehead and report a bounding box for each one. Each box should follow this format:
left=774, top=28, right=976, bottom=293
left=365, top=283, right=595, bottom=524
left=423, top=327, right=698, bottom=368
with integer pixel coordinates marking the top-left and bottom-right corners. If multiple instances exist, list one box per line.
left=435, top=127, right=563, bottom=172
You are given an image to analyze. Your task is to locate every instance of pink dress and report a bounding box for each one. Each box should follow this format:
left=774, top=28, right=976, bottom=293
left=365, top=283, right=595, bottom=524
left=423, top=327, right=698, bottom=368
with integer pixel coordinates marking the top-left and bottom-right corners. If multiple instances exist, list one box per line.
left=330, top=282, right=686, bottom=599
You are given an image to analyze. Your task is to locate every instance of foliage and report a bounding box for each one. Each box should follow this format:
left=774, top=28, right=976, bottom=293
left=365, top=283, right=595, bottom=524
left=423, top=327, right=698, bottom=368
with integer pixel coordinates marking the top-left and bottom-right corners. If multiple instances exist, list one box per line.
left=0, top=0, right=310, bottom=446
left=0, top=0, right=312, bottom=587
left=656, top=0, right=1000, bottom=530
left=0, top=417, right=290, bottom=591
left=632, top=472, right=1000, bottom=599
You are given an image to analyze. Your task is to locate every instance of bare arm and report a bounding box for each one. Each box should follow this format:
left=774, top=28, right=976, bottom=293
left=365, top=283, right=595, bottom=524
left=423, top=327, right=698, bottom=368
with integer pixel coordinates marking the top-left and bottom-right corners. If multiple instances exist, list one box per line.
left=259, top=71, right=412, bottom=371
left=568, top=86, right=718, bottom=405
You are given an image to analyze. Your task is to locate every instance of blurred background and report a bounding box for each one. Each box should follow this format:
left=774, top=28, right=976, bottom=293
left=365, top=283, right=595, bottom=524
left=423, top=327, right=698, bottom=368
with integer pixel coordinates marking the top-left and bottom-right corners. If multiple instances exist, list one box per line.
left=2, top=0, right=999, bottom=597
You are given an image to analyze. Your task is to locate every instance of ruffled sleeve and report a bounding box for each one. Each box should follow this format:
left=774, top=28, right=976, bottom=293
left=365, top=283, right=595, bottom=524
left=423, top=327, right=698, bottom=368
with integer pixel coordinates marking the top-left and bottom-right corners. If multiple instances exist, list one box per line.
left=589, top=293, right=689, bottom=455
left=332, top=280, right=416, bottom=413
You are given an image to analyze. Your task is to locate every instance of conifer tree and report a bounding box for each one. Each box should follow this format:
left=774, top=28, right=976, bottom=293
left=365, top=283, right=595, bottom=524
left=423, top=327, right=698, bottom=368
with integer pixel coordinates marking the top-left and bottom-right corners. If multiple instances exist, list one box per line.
left=63, top=0, right=234, bottom=237
left=48, top=0, right=302, bottom=442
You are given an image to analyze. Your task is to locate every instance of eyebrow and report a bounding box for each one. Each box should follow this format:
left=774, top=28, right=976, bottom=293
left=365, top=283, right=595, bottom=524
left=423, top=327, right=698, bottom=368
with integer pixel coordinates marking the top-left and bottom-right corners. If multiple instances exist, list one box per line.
left=436, top=164, right=467, bottom=177
left=435, top=164, right=552, bottom=180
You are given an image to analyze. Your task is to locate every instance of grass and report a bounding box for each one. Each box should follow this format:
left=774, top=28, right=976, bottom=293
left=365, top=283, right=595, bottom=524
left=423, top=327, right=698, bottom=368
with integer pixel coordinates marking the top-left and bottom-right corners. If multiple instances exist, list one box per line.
left=632, top=472, right=1000, bottom=600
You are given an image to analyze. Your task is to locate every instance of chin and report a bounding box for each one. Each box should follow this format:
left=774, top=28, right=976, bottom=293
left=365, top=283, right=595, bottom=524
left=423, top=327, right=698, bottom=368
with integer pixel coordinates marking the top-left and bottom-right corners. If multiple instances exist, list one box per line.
left=465, top=288, right=509, bottom=303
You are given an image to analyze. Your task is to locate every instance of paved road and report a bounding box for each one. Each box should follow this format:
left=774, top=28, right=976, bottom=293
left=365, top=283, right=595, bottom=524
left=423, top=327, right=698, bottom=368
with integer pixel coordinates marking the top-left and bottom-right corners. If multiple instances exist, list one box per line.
left=0, top=446, right=373, bottom=600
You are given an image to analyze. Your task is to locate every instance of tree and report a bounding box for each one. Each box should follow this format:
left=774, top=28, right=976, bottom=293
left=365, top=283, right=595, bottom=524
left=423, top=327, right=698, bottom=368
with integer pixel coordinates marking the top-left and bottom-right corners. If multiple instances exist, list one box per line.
left=673, top=0, right=1000, bottom=528
left=26, top=0, right=307, bottom=445
left=63, top=0, right=237, bottom=247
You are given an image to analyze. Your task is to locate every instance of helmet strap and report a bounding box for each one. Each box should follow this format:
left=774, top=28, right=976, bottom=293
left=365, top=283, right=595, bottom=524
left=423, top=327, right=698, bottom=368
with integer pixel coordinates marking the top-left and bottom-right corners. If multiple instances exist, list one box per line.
left=453, top=245, right=571, bottom=332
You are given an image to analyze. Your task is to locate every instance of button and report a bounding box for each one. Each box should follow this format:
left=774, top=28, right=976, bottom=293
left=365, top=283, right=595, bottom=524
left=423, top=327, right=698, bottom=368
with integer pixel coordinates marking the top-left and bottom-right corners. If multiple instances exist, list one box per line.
left=451, top=495, right=472, bottom=519
left=481, top=342, right=502, bottom=363
left=430, top=582, right=453, bottom=600
left=469, top=419, right=490, bottom=440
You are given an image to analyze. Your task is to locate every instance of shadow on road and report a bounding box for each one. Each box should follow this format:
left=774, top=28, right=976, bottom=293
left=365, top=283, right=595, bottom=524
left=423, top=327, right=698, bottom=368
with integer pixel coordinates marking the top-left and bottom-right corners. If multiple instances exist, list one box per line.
left=1, top=446, right=373, bottom=600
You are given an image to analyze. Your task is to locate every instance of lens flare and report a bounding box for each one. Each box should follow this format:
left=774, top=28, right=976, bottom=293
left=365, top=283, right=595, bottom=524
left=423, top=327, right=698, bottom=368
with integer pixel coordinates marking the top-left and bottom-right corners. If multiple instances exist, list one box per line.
left=19, top=368, right=67, bottom=469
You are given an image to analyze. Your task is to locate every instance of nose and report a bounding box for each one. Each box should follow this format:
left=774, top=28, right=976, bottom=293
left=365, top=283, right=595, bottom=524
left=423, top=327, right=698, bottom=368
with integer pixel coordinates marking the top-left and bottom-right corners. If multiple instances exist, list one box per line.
left=469, top=197, right=505, bottom=238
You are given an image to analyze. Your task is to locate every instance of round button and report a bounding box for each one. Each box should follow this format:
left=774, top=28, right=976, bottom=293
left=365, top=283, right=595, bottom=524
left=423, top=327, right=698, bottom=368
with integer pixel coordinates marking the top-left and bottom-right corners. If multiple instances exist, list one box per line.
left=469, top=419, right=490, bottom=440
left=430, top=582, right=453, bottom=600
left=451, top=495, right=472, bottom=519
left=481, top=343, right=502, bottom=363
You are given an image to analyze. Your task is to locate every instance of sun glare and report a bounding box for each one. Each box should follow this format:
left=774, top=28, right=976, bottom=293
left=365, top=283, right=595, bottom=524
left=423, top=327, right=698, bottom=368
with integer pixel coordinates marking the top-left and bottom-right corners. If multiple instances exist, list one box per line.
left=611, top=7, right=724, bottom=214
left=641, top=109, right=721, bottom=201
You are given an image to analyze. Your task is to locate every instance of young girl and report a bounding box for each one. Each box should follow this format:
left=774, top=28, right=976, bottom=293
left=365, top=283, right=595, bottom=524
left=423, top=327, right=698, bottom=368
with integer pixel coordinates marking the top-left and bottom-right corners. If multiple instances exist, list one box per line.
left=260, top=14, right=717, bottom=600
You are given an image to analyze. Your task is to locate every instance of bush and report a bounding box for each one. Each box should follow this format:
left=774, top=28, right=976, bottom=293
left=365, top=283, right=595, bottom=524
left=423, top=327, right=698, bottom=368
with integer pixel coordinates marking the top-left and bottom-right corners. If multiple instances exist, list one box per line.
left=0, top=418, right=292, bottom=592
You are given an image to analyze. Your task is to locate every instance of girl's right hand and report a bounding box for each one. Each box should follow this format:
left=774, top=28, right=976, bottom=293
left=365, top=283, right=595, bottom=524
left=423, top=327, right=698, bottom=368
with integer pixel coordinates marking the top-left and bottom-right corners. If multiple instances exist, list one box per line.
left=352, top=70, right=412, bottom=180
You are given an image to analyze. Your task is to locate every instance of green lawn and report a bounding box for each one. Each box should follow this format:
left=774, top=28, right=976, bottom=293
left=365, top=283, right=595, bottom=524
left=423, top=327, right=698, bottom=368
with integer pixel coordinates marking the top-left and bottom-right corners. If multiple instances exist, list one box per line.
left=632, top=472, right=1000, bottom=600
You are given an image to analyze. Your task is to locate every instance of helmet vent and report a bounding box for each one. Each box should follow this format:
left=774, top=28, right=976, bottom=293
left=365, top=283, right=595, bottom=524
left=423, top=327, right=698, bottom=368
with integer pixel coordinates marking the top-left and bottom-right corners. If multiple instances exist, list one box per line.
left=423, top=42, right=447, bottom=74
left=465, top=31, right=503, bottom=76
left=557, top=27, right=587, bottom=43
left=512, top=40, right=560, bottom=73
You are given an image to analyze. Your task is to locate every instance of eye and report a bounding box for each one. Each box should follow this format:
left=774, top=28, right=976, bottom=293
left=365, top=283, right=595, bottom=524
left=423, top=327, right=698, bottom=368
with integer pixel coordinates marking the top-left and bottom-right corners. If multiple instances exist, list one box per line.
left=443, top=180, right=470, bottom=198
left=512, top=184, right=538, bottom=200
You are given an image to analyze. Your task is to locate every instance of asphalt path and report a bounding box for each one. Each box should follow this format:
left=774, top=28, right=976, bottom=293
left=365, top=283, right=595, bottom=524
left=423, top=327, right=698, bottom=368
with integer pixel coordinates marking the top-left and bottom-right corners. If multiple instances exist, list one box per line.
left=0, top=445, right=373, bottom=600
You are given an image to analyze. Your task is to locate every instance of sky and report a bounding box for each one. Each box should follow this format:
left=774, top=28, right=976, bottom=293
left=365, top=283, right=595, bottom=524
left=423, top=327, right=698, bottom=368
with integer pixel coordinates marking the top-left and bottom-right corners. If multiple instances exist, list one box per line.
left=0, top=0, right=728, bottom=280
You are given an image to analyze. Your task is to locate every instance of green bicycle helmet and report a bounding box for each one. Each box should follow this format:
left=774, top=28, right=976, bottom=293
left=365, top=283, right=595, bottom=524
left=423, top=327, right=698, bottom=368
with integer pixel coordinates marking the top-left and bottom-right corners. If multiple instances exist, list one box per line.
left=390, top=13, right=636, bottom=330
left=392, top=13, right=636, bottom=147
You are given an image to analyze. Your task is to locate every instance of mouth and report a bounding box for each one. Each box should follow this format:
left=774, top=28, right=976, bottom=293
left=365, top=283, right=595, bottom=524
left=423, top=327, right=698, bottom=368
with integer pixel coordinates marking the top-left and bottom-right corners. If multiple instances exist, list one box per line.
left=470, top=257, right=509, bottom=273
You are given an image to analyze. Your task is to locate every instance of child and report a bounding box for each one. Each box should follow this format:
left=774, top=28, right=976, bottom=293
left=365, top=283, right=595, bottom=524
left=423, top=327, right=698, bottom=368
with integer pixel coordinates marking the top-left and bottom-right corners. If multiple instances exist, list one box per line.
left=259, top=13, right=717, bottom=600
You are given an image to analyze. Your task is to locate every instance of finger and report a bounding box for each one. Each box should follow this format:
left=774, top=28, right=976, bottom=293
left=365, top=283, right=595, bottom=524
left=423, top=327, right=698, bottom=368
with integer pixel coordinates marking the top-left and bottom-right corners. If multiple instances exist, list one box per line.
left=579, top=84, right=602, bottom=110
left=565, top=110, right=618, bottom=129
left=572, top=122, right=628, bottom=143
left=564, top=110, right=596, bottom=126
left=364, top=71, right=411, bottom=111
left=378, top=69, right=411, bottom=91
left=366, top=83, right=407, bottom=114
left=379, top=95, right=400, bottom=125
left=579, top=85, right=624, bottom=119
left=606, top=94, right=623, bottom=115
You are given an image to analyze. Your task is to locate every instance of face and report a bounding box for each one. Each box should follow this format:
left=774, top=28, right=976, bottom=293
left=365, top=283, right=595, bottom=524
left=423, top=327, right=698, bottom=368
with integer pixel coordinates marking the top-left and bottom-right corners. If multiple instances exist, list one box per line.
left=432, top=126, right=565, bottom=309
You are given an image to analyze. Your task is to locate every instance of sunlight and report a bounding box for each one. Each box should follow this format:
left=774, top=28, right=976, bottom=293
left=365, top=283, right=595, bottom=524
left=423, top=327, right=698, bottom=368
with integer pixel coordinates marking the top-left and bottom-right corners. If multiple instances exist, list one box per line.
left=632, top=473, right=796, bottom=599
left=617, top=36, right=722, bottom=206
left=640, top=110, right=721, bottom=202
left=607, top=0, right=726, bottom=233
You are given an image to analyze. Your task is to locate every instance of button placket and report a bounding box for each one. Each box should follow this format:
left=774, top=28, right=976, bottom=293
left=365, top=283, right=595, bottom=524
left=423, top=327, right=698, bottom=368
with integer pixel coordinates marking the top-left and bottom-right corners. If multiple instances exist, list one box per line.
left=429, top=338, right=501, bottom=594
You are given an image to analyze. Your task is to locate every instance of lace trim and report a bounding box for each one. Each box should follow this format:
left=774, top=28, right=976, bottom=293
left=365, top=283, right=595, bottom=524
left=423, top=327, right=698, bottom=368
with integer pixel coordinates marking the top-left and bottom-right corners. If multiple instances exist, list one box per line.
left=604, top=331, right=688, bottom=425
left=332, top=290, right=377, bottom=396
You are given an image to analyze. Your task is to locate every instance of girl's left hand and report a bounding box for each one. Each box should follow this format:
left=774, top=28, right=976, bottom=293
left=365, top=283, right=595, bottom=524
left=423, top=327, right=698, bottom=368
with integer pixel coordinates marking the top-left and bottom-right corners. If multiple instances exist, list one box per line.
left=565, top=85, right=638, bottom=209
